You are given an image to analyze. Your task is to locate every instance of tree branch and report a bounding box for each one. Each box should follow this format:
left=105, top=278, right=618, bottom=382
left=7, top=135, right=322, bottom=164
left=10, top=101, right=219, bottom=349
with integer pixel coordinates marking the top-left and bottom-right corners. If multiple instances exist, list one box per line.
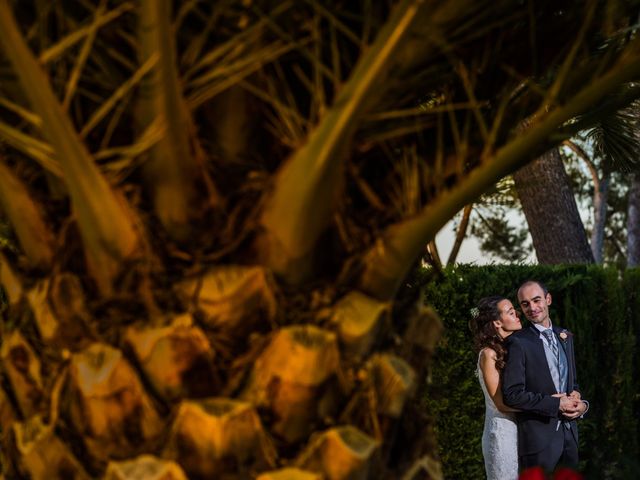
left=563, top=140, right=599, bottom=188
left=426, top=241, right=443, bottom=270
left=446, top=204, right=473, bottom=265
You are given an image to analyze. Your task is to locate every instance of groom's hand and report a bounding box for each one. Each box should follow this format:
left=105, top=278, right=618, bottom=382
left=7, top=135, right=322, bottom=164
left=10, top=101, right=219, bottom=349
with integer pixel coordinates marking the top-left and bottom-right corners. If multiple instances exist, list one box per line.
left=563, top=400, right=588, bottom=419
left=569, top=390, right=581, bottom=400
left=558, top=395, right=580, bottom=413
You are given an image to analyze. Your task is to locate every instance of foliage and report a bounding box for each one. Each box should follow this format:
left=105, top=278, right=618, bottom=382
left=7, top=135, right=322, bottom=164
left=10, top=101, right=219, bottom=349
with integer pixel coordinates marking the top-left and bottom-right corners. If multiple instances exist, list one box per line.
left=622, top=268, right=640, bottom=471
left=584, top=99, right=640, bottom=174
left=470, top=202, right=532, bottom=263
left=421, top=265, right=638, bottom=480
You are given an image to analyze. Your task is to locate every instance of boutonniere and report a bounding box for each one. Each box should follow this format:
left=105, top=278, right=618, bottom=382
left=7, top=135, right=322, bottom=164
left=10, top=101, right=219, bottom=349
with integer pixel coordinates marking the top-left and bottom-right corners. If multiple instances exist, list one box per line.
left=559, top=330, right=572, bottom=342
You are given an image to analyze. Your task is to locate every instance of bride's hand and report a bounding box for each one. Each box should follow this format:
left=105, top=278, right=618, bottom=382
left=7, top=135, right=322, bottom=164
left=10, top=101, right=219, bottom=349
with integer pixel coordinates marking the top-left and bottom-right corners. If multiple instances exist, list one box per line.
left=552, top=393, right=567, bottom=398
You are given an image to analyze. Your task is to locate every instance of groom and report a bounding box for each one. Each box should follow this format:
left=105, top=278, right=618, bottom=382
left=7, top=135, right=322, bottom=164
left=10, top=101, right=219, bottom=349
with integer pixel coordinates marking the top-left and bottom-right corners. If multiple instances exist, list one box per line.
left=502, top=280, right=589, bottom=472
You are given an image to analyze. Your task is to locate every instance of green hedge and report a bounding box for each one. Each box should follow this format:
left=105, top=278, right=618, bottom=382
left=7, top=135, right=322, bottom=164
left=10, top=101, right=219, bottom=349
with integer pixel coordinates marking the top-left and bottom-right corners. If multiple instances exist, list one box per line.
left=421, top=265, right=639, bottom=480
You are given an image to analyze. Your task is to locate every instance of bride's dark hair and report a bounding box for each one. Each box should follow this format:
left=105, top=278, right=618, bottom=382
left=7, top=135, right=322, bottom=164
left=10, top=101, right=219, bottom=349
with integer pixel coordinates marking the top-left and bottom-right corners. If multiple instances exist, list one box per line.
left=471, top=295, right=508, bottom=371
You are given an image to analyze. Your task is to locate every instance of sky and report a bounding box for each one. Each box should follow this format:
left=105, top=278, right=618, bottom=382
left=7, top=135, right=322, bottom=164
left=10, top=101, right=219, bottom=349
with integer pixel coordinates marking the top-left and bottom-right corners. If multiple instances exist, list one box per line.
left=434, top=210, right=538, bottom=265
left=435, top=221, right=489, bottom=265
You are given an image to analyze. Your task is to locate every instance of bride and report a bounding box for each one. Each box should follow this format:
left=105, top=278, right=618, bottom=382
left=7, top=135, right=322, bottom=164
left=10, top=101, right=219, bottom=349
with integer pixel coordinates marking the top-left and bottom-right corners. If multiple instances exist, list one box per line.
left=472, top=296, right=522, bottom=480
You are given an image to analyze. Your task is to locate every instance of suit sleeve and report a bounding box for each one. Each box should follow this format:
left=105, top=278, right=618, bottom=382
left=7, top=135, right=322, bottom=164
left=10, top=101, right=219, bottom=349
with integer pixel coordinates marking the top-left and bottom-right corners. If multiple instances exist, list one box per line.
left=502, top=336, right=561, bottom=417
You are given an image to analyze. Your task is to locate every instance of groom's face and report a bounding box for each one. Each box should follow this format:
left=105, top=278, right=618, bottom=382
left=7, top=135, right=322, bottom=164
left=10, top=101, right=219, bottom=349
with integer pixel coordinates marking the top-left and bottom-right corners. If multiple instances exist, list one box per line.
left=517, top=283, right=552, bottom=326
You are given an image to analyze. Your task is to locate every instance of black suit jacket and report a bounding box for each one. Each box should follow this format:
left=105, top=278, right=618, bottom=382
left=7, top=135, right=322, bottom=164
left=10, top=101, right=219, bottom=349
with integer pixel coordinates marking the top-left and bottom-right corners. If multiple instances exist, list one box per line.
left=502, top=324, right=580, bottom=456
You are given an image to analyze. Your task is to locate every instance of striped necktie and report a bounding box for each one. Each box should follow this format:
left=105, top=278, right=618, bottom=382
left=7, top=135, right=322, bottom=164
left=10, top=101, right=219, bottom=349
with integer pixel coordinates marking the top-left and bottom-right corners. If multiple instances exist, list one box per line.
left=542, top=329, right=558, bottom=360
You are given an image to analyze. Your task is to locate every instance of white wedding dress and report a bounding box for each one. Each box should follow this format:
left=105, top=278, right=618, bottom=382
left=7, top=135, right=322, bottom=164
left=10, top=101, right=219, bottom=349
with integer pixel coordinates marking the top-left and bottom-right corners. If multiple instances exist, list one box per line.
left=477, top=354, right=519, bottom=480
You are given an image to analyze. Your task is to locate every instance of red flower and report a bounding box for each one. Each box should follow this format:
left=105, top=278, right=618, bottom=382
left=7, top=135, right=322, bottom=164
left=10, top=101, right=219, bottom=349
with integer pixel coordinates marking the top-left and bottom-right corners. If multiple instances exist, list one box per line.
left=519, top=467, right=547, bottom=480
left=517, top=466, right=583, bottom=480
left=553, top=467, right=583, bottom=480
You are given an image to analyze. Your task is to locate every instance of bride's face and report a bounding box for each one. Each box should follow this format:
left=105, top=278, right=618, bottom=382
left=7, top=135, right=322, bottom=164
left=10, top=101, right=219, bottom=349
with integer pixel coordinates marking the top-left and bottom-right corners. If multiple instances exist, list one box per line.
left=494, top=300, right=522, bottom=338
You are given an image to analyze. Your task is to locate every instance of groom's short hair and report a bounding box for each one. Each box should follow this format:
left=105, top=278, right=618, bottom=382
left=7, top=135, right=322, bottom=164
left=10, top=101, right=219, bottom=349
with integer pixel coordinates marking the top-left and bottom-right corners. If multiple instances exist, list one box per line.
left=518, top=279, right=549, bottom=296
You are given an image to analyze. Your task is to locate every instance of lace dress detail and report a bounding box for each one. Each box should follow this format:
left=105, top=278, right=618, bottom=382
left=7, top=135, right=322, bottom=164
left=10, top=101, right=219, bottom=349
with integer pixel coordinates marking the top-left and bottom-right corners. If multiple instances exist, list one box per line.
left=477, top=352, right=519, bottom=480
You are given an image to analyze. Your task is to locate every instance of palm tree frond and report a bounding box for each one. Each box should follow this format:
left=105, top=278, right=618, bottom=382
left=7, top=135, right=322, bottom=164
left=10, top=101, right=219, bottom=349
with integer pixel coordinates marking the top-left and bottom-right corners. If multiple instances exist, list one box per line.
left=259, top=0, right=430, bottom=283
left=38, top=2, right=134, bottom=65
left=0, top=0, right=143, bottom=293
left=0, top=121, right=60, bottom=176
left=584, top=98, right=640, bottom=172
left=137, top=0, right=219, bottom=241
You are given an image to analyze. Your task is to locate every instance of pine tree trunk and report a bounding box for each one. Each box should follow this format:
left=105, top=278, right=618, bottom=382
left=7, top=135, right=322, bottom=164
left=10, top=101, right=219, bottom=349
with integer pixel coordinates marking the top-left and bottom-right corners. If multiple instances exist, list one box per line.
left=627, top=173, right=640, bottom=267
left=513, top=147, right=594, bottom=264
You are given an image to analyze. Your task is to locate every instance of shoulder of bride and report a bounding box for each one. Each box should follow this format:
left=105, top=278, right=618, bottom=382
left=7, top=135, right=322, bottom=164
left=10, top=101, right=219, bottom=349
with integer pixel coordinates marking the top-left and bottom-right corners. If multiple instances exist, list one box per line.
left=480, top=347, right=497, bottom=359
